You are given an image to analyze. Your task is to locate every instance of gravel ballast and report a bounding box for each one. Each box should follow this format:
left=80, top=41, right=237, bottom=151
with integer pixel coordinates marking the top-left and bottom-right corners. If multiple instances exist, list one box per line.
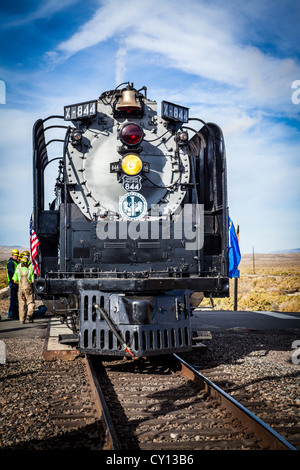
left=0, top=328, right=299, bottom=450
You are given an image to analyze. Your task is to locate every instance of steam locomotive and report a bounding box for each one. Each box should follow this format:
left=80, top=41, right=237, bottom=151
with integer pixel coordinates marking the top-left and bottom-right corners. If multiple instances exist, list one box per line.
left=32, top=82, right=229, bottom=356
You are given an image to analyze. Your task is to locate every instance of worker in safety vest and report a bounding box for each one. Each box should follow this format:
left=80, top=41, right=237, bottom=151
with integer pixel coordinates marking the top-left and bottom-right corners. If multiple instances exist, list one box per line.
left=6, top=249, right=19, bottom=318
left=12, top=256, right=35, bottom=324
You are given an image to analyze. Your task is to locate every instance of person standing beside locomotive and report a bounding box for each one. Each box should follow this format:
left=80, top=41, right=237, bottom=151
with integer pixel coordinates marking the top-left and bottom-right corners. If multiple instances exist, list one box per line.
left=12, top=256, right=35, bottom=324
left=21, top=250, right=31, bottom=268
left=6, top=249, right=19, bottom=319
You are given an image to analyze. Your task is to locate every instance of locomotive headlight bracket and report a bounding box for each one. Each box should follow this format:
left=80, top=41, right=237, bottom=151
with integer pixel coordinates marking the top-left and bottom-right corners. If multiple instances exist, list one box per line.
left=70, top=129, right=83, bottom=146
left=176, top=130, right=189, bottom=146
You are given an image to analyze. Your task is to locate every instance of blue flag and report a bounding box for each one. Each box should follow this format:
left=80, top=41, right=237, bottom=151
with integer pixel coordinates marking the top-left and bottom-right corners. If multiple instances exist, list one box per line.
left=228, top=217, right=241, bottom=278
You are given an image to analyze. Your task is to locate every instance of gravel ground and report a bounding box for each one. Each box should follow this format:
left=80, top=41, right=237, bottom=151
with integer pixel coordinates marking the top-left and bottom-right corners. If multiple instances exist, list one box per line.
left=184, top=329, right=300, bottom=406
left=183, top=329, right=300, bottom=449
left=0, top=329, right=299, bottom=450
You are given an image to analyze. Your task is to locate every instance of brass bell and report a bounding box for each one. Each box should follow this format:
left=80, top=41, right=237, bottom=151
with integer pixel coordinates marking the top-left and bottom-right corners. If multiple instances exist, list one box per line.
left=116, top=89, right=141, bottom=111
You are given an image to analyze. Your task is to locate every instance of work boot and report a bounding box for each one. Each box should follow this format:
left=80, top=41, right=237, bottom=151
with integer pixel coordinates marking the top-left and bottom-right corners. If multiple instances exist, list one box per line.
left=28, top=317, right=34, bottom=323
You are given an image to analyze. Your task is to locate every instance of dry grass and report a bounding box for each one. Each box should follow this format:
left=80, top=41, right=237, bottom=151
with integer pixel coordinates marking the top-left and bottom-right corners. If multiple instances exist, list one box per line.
left=0, top=261, right=8, bottom=289
left=201, top=253, right=300, bottom=312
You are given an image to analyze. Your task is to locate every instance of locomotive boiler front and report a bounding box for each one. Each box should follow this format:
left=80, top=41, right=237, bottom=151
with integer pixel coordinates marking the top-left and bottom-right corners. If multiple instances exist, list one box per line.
left=32, top=83, right=229, bottom=357
left=65, top=87, right=190, bottom=221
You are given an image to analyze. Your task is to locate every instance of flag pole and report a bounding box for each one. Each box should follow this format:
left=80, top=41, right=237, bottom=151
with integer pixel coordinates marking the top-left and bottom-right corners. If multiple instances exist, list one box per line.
left=233, top=225, right=240, bottom=311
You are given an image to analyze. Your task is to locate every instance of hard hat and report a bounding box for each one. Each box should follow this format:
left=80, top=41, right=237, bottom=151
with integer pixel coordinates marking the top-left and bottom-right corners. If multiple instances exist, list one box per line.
left=21, top=256, right=28, bottom=264
left=22, top=250, right=30, bottom=257
left=12, top=249, right=19, bottom=256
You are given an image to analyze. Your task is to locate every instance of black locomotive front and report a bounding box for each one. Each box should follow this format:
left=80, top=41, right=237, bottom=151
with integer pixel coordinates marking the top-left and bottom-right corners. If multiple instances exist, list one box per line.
left=32, top=83, right=229, bottom=357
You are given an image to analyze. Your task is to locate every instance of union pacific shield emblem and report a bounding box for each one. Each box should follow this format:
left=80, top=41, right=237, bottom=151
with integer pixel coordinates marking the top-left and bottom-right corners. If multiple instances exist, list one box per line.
left=119, top=192, right=147, bottom=220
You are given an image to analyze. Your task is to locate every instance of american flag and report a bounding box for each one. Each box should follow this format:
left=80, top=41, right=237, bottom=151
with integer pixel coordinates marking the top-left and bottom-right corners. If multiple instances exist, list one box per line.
left=30, top=215, right=40, bottom=275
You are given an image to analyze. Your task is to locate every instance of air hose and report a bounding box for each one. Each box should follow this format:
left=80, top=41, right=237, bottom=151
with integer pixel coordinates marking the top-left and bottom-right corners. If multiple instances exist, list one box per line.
left=93, top=304, right=134, bottom=356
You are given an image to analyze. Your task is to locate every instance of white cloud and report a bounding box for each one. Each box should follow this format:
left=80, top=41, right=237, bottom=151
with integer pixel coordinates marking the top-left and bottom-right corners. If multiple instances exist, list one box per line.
left=0, top=108, right=67, bottom=245
left=56, top=0, right=142, bottom=56
left=2, top=0, right=81, bottom=27
left=0, top=109, right=34, bottom=245
left=52, top=0, right=300, bottom=112
left=1, top=0, right=299, bottom=252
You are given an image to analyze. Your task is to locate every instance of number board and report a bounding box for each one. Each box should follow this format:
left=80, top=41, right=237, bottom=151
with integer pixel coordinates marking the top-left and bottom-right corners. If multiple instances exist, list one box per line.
left=64, top=100, right=97, bottom=121
left=161, top=100, right=189, bottom=123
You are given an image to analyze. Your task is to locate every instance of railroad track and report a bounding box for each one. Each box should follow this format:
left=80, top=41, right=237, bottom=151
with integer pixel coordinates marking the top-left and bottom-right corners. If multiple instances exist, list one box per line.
left=33, top=352, right=297, bottom=451
left=38, top=358, right=105, bottom=449
left=86, top=354, right=297, bottom=451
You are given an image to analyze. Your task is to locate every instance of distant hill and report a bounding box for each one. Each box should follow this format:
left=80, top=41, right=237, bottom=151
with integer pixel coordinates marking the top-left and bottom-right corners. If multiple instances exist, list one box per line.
left=1, top=245, right=300, bottom=262
left=0, top=246, right=29, bottom=261
left=270, top=249, right=300, bottom=254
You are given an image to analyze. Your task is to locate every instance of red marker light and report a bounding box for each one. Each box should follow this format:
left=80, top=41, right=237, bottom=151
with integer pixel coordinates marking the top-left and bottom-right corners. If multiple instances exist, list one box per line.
left=121, top=124, right=143, bottom=146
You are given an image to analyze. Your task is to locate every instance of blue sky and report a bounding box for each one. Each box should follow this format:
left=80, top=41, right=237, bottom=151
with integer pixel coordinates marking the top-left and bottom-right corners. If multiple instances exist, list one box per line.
left=0, top=0, right=299, bottom=253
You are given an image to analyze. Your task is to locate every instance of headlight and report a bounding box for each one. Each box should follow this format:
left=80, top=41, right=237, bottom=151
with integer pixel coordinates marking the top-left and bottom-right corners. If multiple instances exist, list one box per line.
left=121, top=154, right=143, bottom=175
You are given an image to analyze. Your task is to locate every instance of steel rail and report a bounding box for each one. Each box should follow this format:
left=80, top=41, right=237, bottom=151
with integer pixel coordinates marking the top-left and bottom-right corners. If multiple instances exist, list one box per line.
left=84, top=355, right=121, bottom=450
left=174, top=353, right=297, bottom=451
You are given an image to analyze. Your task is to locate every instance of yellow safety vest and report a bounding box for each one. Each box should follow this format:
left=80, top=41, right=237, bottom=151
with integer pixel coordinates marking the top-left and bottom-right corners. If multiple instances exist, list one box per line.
left=13, top=264, right=34, bottom=284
